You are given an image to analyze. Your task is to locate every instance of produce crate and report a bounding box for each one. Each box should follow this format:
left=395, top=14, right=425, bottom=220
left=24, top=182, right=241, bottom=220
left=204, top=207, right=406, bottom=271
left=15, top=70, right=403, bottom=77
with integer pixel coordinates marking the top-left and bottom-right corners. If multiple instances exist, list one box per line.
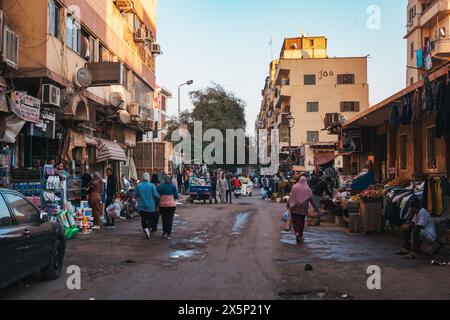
left=360, top=200, right=383, bottom=233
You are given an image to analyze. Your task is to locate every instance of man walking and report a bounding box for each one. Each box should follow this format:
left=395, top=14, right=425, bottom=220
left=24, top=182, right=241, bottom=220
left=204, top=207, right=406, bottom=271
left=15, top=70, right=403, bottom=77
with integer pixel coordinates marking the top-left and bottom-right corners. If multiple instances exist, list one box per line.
left=135, top=173, right=160, bottom=239
left=104, top=168, right=117, bottom=228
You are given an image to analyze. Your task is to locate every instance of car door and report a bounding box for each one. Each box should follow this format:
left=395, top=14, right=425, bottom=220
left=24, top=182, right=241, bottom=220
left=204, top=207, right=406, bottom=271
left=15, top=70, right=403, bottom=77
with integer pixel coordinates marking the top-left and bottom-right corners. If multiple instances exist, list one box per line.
left=0, top=194, right=24, bottom=288
left=4, top=193, right=53, bottom=275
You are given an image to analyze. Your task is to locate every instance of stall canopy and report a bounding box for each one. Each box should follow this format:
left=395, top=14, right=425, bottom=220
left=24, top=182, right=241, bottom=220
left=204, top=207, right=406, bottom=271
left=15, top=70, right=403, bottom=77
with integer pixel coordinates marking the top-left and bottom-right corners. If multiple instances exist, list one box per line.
left=314, top=152, right=337, bottom=166
left=96, top=139, right=127, bottom=163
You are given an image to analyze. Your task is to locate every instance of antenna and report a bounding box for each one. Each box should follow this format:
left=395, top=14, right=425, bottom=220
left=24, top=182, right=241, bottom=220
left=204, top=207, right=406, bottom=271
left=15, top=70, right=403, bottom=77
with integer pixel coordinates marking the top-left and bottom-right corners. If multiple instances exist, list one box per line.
left=269, top=37, right=273, bottom=60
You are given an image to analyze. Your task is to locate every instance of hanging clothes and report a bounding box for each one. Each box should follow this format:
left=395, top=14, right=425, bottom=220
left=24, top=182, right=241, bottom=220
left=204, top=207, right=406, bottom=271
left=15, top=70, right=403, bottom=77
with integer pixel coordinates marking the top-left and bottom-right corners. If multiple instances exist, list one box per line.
left=400, top=94, right=412, bottom=125
left=411, top=89, right=421, bottom=120
left=435, top=79, right=446, bottom=138
left=390, top=104, right=400, bottom=134
left=442, top=79, right=450, bottom=138
left=424, top=74, right=434, bottom=112
left=423, top=176, right=449, bottom=217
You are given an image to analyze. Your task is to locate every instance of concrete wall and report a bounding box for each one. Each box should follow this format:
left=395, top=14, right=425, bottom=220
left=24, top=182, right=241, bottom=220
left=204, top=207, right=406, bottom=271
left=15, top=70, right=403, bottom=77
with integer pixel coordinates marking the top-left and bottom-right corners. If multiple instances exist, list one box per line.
left=278, top=57, right=369, bottom=146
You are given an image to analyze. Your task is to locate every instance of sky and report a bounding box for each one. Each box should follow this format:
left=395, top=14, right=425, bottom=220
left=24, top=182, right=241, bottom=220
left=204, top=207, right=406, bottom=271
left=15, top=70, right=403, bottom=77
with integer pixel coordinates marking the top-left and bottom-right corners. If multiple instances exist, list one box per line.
left=156, top=0, right=407, bottom=134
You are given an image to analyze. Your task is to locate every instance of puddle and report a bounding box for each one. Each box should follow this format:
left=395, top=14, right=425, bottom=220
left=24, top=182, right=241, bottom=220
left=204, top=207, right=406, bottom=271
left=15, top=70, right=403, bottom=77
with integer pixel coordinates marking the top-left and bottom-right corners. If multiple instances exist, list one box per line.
left=232, top=212, right=252, bottom=236
left=279, top=228, right=400, bottom=263
left=170, top=250, right=202, bottom=259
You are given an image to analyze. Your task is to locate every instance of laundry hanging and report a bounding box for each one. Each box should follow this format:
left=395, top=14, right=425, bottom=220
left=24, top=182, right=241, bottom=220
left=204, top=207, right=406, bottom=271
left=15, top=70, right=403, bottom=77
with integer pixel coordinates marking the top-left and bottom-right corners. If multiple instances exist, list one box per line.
left=390, top=104, right=400, bottom=134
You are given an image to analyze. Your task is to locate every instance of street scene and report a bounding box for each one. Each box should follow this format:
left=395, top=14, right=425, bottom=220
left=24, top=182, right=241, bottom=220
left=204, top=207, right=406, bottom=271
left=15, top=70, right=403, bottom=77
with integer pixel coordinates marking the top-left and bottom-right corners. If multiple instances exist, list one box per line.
left=0, top=0, right=449, bottom=303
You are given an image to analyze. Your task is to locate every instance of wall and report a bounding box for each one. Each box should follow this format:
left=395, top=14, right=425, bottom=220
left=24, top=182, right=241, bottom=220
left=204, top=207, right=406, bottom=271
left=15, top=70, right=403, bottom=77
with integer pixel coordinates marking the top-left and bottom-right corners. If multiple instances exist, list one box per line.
left=278, top=57, right=369, bottom=147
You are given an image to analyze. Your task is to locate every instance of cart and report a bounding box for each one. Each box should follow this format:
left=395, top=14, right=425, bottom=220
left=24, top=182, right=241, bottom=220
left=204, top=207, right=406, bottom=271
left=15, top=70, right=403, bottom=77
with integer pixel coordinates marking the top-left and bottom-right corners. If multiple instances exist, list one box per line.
left=189, top=177, right=213, bottom=204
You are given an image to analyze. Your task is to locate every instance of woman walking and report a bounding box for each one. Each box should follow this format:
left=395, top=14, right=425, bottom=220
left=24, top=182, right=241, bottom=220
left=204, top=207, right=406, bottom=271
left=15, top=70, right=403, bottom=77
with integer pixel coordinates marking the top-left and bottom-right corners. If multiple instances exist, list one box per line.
left=151, top=174, right=161, bottom=233
left=88, top=172, right=103, bottom=230
left=158, top=176, right=179, bottom=240
left=217, top=173, right=227, bottom=204
left=135, top=173, right=160, bottom=239
left=287, top=176, right=320, bottom=244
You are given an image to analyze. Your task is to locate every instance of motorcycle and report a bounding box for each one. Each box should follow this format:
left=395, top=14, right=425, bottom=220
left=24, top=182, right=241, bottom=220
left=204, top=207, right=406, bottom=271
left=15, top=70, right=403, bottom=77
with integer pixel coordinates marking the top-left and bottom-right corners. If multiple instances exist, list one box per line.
left=120, top=187, right=139, bottom=219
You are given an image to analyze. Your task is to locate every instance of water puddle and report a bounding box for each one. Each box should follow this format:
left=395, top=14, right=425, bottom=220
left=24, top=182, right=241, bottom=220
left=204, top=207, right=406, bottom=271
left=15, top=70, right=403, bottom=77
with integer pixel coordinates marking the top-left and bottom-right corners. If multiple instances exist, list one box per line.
left=280, top=232, right=298, bottom=245
left=232, top=212, right=252, bottom=236
left=170, top=250, right=202, bottom=259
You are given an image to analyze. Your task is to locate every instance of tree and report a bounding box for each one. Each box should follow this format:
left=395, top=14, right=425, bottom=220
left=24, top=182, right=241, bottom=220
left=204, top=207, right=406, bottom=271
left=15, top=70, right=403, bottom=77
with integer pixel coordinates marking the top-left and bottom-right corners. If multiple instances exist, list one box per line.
left=166, top=83, right=251, bottom=172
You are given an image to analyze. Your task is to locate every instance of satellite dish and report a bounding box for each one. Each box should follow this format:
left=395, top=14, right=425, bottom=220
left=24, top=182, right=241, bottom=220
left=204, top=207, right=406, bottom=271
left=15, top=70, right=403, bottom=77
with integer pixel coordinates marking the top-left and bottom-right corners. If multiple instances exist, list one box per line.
left=75, top=68, right=93, bottom=88
left=109, top=92, right=124, bottom=108
left=117, top=110, right=131, bottom=124
left=439, top=27, right=446, bottom=38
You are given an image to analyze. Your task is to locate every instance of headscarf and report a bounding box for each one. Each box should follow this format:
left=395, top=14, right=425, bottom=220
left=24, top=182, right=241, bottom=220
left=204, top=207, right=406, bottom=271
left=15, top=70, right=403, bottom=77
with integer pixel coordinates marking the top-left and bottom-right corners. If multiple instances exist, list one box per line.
left=289, top=176, right=312, bottom=208
left=163, top=175, right=172, bottom=184
left=93, top=172, right=103, bottom=181
left=151, top=174, right=160, bottom=184
left=142, top=172, right=151, bottom=182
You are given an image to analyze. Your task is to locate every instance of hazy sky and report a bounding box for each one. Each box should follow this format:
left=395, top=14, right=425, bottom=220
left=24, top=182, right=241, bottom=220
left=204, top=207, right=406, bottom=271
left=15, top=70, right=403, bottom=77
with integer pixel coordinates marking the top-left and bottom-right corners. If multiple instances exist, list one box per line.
left=156, top=0, right=407, bottom=133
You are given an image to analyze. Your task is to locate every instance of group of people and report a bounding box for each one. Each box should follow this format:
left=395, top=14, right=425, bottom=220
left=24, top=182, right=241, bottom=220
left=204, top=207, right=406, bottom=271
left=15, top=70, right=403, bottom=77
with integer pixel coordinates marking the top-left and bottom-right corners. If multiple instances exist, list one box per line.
left=212, top=172, right=243, bottom=204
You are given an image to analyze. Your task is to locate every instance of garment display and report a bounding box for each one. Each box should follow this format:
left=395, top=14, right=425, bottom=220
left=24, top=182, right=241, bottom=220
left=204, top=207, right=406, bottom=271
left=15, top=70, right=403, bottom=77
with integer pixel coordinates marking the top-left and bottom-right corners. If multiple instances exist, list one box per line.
left=390, top=104, right=400, bottom=134
left=423, top=176, right=449, bottom=217
left=400, top=94, right=412, bottom=125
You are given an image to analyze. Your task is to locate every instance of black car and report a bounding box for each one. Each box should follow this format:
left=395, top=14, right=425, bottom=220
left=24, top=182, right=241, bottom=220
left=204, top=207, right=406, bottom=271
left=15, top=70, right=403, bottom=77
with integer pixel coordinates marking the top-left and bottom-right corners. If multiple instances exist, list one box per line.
left=0, top=189, right=66, bottom=290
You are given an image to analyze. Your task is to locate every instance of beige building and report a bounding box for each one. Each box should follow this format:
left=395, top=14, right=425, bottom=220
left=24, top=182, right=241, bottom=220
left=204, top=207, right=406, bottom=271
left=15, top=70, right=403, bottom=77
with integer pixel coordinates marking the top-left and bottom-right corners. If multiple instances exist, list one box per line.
left=0, top=0, right=163, bottom=176
left=257, top=35, right=369, bottom=171
left=405, top=0, right=450, bottom=85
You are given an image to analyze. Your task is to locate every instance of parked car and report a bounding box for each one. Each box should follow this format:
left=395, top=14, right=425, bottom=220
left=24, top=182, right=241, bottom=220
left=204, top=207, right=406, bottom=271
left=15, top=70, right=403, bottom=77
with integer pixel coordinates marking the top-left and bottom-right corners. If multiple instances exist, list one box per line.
left=239, top=177, right=253, bottom=197
left=0, top=189, right=66, bottom=290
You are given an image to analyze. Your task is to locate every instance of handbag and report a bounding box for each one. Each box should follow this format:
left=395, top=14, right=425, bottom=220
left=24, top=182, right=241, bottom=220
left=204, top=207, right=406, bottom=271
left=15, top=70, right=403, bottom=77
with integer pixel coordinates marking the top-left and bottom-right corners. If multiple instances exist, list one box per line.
left=281, top=209, right=291, bottom=222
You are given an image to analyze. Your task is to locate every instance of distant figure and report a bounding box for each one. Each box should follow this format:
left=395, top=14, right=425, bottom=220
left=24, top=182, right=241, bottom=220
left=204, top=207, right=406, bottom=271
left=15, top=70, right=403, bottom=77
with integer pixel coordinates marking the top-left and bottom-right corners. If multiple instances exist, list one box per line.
left=218, top=173, right=227, bottom=204
left=135, top=173, right=160, bottom=239
left=288, top=176, right=320, bottom=244
left=151, top=174, right=161, bottom=233
left=104, top=168, right=117, bottom=228
left=88, top=172, right=103, bottom=230
left=158, top=176, right=179, bottom=240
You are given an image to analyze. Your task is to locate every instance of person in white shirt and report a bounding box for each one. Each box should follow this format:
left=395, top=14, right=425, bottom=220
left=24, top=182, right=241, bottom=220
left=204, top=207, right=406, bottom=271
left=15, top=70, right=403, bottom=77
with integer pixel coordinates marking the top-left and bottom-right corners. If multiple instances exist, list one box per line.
left=396, top=198, right=437, bottom=259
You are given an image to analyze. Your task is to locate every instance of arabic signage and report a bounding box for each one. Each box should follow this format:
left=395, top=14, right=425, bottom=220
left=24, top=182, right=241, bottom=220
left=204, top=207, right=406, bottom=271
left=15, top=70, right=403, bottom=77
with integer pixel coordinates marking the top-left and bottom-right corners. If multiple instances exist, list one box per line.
left=10, top=91, right=41, bottom=124
left=340, top=128, right=363, bottom=153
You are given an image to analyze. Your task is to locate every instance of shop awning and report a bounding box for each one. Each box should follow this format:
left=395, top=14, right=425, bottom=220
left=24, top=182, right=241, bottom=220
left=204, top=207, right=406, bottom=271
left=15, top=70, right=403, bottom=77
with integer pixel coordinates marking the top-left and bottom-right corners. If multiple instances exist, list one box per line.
left=314, top=153, right=337, bottom=166
left=96, top=139, right=127, bottom=163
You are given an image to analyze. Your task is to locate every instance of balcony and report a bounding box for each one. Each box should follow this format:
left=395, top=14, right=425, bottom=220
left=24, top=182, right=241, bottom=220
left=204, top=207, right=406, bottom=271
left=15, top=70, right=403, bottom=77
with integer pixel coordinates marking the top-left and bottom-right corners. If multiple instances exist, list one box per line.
left=275, top=95, right=290, bottom=109
left=275, top=68, right=290, bottom=86
left=420, top=0, right=450, bottom=27
left=406, top=14, right=421, bottom=34
left=432, top=37, right=450, bottom=57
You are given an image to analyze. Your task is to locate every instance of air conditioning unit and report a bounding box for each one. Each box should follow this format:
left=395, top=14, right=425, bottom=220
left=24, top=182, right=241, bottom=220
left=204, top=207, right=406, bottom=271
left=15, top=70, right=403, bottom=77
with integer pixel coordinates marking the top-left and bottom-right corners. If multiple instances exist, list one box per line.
left=134, top=27, right=146, bottom=43
left=150, top=43, right=161, bottom=55
left=3, top=25, right=19, bottom=69
left=42, top=84, right=61, bottom=107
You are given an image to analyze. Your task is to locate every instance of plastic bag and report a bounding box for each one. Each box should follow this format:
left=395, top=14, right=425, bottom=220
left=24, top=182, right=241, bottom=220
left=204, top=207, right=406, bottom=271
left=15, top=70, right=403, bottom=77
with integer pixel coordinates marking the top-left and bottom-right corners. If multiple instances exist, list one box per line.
left=281, top=209, right=291, bottom=222
left=106, top=203, right=121, bottom=219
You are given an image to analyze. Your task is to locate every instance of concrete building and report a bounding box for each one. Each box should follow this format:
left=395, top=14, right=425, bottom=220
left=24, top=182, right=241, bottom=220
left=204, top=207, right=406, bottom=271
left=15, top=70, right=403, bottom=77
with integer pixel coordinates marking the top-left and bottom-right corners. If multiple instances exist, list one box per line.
left=0, top=0, right=162, bottom=178
left=257, top=35, right=369, bottom=172
left=405, top=0, right=450, bottom=85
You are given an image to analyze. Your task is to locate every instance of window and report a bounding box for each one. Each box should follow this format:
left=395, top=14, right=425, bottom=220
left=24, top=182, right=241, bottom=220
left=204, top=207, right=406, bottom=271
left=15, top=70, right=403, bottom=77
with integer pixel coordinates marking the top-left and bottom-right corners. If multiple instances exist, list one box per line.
left=307, top=131, right=319, bottom=143
left=0, top=196, right=12, bottom=227
left=66, top=14, right=81, bottom=54
left=49, top=0, right=60, bottom=37
left=122, top=65, right=130, bottom=91
left=408, top=6, right=416, bottom=22
left=340, top=101, right=360, bottom=112
left=410, top=42, right=415, bottom=61
left=309, top=39, right=314, bottom=46
left=4, top=194, right=39, bottom=224
left=400, top=134, right=407, bottom=170
left=307, top=102, right=319, bottom=112
left=304, top=74, right=316, bottom=85
left=337, top=74, right=355, bottom=85
left=427, top=127, right=437, bottom=169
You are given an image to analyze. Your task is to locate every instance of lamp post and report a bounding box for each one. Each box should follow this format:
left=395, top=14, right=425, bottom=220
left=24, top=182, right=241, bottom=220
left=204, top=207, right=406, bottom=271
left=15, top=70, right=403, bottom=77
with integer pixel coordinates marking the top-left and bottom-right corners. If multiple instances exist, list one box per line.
left=178, top=80, right=194, bottom=121
left=285, top=113, right=296, bottom=172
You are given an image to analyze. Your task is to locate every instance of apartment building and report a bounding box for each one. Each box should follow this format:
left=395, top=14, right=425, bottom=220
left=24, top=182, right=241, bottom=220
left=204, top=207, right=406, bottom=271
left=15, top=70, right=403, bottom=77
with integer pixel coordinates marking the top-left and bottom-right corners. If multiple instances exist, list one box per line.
left=0, top=0, right=162, bottom=178
left=405, top=0, right=450, bottom=85
left=257, top=35, right=369, bottom=171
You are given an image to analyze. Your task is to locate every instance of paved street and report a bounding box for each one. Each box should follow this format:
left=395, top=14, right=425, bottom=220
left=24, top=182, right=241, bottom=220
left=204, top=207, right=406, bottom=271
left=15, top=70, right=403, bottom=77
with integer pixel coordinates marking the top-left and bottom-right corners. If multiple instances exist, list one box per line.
left=1, top=191, right=450, bottom=300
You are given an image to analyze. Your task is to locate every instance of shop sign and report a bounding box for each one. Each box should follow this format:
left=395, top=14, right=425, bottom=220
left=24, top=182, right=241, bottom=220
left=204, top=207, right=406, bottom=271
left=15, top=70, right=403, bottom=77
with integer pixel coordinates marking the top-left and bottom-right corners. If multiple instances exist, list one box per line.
left=28, top=111, right=56, bottom=139
left=10, top=91, right=41, bottom=124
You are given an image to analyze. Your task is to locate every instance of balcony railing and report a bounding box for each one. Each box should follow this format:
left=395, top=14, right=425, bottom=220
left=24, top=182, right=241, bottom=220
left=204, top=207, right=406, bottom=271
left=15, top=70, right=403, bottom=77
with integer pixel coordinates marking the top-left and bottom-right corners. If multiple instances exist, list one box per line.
left=432, top=36, right=450, bottom=57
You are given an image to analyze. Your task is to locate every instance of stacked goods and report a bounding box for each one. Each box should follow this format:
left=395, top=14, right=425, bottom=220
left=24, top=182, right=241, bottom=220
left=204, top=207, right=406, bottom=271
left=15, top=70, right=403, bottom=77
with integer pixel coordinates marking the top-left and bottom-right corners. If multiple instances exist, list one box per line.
left=361, top=187, right=384, bottom=203
left=386, top=178, right=412, bottom=187
left=74, top=201, right=94, bottom=234
left=57, top=210, right=79, bottom=240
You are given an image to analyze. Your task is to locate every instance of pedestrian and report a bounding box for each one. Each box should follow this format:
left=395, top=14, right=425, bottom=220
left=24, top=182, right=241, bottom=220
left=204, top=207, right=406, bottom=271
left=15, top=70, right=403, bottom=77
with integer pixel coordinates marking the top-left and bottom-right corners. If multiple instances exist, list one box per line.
left=158, top=175, right=179, bottom=240
left=217, top=173, right=227, bottom=204
left=233, top=176, right=241, bottom=198
left=151, top=173, right=161, bottom=233
left=210, top=171, right=219, bottom=204
left=88, top=172, right=104, bottom=230
left=177, top=170, right=183, bottom=194
left=311, top=176, right=333, bottom=225
left=104, top=168, right=117, bottom=228
left=135, top=173, right=160, bottom=239
left=288, top=176, right=320, bottom=244
left=396, top=198, right=437, bottom=259
left=226, top=174, right=233, bottom=204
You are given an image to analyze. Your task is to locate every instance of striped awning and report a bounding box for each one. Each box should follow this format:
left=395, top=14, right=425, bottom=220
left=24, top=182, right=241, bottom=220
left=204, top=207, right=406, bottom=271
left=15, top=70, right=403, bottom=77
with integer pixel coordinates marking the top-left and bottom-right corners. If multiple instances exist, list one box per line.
left=96, top=139, right=127, bottom=163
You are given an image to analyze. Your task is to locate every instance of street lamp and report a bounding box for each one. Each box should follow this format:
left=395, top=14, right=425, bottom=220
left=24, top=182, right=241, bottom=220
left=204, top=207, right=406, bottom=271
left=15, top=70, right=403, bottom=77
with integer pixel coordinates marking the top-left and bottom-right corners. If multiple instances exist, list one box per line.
left=178, top=80, right=194, bottom=120
left=285, top=113, right=296, bottom=172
